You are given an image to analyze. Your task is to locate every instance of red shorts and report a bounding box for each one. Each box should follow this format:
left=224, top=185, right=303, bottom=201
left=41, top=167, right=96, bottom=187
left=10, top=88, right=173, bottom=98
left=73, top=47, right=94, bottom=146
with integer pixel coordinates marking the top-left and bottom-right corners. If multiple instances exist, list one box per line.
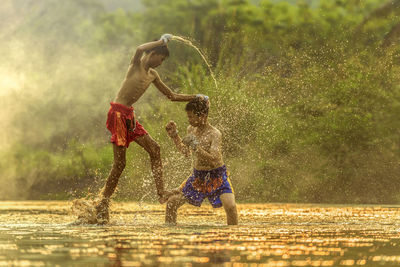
left=106, top=102, right=148, bottom=148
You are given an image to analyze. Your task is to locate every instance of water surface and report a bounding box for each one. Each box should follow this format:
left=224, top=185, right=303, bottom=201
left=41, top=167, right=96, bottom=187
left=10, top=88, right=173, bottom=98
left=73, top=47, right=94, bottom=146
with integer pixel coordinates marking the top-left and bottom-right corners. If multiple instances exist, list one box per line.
left=0, top=201, right=400, bottom=266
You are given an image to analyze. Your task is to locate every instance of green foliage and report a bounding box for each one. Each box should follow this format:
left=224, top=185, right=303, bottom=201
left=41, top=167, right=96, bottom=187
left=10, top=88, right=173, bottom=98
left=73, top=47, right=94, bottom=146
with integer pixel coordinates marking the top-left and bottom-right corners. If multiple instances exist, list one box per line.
left=1, top=0, right=400, bottom=203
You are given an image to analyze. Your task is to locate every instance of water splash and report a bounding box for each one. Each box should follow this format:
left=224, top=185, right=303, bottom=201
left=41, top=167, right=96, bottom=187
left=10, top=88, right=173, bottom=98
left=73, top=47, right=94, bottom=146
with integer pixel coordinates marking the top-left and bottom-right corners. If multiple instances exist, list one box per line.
left=171, top=35, right=218, bottom=90
left=70, top=198, right=98, bottom=224
left=132, top=180, right=152, bottom=222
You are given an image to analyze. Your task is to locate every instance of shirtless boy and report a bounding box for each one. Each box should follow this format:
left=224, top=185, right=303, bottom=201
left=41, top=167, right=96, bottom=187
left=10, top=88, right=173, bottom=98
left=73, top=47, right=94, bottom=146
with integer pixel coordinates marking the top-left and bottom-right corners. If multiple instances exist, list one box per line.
left=165, top=97, right=238, bottom=225
left=95, top=34, right=200, bottom=224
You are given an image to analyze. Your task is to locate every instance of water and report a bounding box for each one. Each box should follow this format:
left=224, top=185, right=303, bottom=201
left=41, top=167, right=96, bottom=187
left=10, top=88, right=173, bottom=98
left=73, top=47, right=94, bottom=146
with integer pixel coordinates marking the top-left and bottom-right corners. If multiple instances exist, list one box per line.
left=1, top=202, right=400, bottom=266
left=171, top=35, right=218, bottom=90
left=71, top=198, right=99, bottom=225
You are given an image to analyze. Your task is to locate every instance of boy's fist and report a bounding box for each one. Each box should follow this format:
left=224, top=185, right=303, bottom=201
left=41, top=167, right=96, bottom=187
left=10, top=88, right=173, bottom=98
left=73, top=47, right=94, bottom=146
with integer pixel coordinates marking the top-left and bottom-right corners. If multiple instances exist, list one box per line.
left=160, top=33, right=173, bottom=44
left=182, top=134, right=199, bottom=150
left=166, top=121, right=178, bottom=138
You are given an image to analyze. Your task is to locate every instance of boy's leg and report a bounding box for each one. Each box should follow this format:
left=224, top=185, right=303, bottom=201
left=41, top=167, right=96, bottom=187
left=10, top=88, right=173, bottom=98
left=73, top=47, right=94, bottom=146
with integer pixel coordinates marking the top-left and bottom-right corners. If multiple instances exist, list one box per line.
left=165, top=194, right=187, bottom=224
left=101, top=144, right=127, bottom=198
left=220, top=193, right=238, bottom=225
left=96, top=144, right=126, bottom=223
left=134, top=134, right=167, bottom=203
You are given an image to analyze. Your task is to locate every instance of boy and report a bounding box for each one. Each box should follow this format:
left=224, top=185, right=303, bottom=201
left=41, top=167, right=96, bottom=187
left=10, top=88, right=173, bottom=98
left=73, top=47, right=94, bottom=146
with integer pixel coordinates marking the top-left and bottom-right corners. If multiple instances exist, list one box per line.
left=95, top=34, right=200, bottom=224
left=165, top=97, right=238, bottom=225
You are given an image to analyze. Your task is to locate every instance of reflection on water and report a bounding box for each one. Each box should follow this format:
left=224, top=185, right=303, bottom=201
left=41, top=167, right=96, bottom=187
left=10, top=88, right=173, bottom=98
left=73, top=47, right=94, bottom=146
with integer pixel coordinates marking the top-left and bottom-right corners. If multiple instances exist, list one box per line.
left=0, top=202, right=400, bottom=266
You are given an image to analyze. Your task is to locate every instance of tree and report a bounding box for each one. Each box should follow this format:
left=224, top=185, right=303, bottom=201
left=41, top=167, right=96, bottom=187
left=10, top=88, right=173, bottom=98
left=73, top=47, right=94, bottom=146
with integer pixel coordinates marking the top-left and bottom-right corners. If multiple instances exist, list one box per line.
left=356, top=0, right=400, bottom=47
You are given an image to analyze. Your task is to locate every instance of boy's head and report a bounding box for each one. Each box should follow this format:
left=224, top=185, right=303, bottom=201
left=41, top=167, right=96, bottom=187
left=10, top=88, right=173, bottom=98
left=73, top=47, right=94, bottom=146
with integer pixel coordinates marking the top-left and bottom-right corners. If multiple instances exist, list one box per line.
left=185, top=97, right=209, bottom=127
left=145, top=44, right=169, bottom=68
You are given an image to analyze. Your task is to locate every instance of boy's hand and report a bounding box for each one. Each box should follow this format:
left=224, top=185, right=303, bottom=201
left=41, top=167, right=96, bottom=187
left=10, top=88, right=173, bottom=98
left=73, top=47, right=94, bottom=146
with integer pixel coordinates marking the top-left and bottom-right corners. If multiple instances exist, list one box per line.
left=182, top=134, right=199, bottom=150
left=160, top=33, right=173, bottom=44
left=166, top=121, right=178, bottom=138
left=196, top=94, right=210, bottom=108
left=196, top=94, right=209, bottom=102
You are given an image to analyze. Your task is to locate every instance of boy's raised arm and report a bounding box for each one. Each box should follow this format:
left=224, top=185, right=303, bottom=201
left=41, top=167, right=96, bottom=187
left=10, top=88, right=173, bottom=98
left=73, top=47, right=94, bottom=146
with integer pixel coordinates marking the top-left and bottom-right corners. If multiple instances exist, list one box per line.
left=131, top=39, right=163, bottom=65
left=130, top=34, right=172, bottom=65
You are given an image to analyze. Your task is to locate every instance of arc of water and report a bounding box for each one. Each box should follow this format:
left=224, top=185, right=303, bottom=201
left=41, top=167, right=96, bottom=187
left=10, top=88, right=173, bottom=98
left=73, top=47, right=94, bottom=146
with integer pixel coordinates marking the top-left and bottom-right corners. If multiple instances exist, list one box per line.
left=171, top=35, right=218, bottom=90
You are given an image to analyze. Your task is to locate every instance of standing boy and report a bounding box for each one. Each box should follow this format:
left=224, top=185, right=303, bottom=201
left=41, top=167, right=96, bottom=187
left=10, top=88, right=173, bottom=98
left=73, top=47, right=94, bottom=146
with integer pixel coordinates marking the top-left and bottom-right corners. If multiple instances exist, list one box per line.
left=165, top=97, right=238, bottom=225
left=95, top=34, right=199, bottom=223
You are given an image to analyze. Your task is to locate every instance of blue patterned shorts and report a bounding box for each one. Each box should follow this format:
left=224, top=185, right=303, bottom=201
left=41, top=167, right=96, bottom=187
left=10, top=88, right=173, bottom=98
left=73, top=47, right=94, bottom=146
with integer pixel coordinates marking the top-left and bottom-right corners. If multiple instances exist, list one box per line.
left=180, top=165, right=234, bottom=208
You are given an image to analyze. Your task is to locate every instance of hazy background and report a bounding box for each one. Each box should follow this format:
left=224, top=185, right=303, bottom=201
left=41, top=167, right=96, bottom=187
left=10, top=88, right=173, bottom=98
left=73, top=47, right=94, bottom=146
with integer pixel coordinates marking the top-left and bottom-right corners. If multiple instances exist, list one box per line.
left=0, top=0, right=399, bottom=203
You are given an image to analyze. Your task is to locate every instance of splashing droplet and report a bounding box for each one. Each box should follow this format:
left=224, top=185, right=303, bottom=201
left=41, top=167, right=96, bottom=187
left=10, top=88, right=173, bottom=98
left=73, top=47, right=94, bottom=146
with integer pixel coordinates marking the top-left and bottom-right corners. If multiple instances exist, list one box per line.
left=171, top=35, right=218, bottom=90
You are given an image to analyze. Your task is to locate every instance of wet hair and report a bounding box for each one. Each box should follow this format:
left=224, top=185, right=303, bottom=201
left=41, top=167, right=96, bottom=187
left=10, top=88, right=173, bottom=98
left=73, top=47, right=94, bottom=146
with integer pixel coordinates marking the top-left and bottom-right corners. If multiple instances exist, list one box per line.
left=185, top=97, right=209, bottom=116
left=146, top=39, right=170, bottom=57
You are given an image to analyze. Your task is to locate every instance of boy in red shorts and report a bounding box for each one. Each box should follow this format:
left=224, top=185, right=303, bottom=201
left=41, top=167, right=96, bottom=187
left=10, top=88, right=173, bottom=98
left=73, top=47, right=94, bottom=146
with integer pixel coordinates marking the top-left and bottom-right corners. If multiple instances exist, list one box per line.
left=95, top=34, right=201, bottom=224
left=165, top=97, right=238, bottom=225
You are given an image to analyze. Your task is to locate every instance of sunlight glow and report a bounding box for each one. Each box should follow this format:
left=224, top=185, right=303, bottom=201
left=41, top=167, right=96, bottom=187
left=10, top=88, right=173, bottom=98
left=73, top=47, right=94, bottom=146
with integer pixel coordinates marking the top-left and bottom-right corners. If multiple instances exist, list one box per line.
left=0, top=69, right=24, bottom=96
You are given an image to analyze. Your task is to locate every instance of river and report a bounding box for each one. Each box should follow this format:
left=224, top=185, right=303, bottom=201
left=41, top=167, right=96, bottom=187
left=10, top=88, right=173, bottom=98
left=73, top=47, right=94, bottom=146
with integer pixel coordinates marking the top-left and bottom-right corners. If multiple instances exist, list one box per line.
left=0, top=201, right=400, bottom=266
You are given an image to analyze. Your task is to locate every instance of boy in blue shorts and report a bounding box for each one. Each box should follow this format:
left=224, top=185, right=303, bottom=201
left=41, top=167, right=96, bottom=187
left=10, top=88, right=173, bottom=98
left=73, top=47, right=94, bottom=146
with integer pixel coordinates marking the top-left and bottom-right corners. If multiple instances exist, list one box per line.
left=165, top=96, right=238, bottom=225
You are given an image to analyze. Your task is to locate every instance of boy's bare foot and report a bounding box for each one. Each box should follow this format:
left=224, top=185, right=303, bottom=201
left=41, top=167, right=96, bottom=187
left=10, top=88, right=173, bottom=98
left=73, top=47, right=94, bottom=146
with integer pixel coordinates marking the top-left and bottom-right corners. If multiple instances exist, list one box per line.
left=95, top=198, right=110, bottom=224
left=158, top=190, right=174, bottom=204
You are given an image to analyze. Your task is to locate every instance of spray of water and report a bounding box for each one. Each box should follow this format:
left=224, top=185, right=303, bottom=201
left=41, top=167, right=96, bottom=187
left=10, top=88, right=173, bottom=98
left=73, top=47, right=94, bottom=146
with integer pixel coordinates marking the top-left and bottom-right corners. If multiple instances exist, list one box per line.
left=71, top=198, right=98, bottom=224
left=171, top=35, right=218, bottom=90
